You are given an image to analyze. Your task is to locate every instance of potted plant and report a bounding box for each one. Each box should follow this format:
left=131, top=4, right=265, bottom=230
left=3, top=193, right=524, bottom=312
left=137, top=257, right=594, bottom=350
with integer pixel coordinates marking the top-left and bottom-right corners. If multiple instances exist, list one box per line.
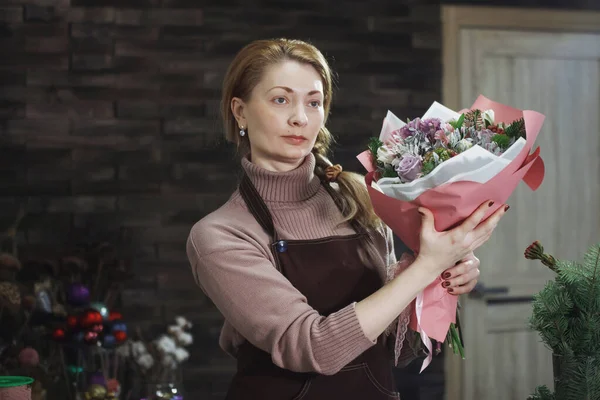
left=524, top=241, right=600, bottom=400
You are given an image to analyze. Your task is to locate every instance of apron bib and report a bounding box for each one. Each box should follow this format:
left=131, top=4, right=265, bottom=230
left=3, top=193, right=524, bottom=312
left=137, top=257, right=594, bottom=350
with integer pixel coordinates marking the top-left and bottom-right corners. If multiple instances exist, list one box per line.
left=225, top=174, right=400, bottom=400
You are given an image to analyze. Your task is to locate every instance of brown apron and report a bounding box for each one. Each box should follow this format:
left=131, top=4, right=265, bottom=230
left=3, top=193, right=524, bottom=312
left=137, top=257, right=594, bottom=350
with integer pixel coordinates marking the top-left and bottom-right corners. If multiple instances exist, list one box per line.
left=225, top=174, right=401, bottom=400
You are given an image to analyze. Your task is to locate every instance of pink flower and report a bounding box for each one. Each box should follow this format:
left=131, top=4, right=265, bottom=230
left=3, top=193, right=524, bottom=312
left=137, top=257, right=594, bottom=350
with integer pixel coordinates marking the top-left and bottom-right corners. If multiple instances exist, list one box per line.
left=434, top=130, right=449, bottom=145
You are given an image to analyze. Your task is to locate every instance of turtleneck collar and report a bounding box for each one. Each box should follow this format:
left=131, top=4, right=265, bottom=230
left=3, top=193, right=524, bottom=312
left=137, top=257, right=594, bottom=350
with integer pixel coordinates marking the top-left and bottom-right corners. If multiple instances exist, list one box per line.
left=241, top=153, right=322, bottom=202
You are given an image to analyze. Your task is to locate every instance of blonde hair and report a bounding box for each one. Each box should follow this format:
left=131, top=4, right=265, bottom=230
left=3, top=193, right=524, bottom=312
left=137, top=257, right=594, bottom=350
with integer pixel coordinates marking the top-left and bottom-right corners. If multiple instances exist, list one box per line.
left=221, top=38, right=381, bottom=232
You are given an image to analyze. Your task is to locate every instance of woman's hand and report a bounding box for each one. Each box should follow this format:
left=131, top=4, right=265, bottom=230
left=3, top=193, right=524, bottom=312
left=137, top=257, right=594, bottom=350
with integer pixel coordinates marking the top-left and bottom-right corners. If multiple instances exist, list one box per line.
left=416, top=200, right=508, bottom=278
left=441, top=252, right=480, bottom=295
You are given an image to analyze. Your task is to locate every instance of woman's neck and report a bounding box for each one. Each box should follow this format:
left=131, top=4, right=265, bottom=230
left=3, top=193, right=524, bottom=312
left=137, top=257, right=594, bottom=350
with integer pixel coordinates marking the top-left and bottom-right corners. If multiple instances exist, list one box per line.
left=241, top=153, right=321, bottom=202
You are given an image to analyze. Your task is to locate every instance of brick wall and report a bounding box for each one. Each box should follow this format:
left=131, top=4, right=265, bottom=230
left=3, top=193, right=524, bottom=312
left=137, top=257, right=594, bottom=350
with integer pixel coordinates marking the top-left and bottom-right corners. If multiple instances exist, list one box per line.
left=1, top=0, right=596, bottom=399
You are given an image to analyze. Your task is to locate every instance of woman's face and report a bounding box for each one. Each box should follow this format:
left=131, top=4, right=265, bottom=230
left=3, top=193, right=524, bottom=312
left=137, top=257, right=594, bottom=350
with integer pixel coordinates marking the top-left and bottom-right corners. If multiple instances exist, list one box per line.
left=232, top=60, right=325, bottom=172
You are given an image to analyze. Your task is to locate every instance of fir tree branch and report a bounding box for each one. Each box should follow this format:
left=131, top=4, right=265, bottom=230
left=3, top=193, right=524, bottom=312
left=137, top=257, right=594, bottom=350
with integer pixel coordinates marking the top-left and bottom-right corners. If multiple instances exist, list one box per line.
left=538, top=292, right=571, bottom=351
left=586, top=245, right=600, bottom=313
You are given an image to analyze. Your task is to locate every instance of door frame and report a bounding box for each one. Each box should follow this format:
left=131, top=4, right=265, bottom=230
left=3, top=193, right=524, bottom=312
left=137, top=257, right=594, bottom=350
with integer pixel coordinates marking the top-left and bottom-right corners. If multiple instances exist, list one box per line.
left=441, top=5, right=600, bottom=400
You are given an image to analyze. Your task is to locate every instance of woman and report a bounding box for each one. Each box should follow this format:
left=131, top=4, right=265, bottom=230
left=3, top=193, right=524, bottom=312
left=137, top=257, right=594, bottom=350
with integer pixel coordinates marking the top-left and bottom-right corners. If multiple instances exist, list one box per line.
left=186, top=38, right=507, bottom=399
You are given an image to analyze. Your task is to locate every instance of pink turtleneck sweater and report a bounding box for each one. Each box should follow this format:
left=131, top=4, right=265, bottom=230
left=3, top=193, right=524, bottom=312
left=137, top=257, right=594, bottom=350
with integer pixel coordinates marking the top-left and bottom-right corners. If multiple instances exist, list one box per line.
left=186, top=154, right=401, bottom=376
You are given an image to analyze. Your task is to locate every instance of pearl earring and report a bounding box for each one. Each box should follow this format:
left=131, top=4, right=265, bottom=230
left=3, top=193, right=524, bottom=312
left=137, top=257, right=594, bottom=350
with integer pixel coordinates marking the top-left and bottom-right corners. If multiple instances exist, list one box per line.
left=239, top=127, right=246, bottom=137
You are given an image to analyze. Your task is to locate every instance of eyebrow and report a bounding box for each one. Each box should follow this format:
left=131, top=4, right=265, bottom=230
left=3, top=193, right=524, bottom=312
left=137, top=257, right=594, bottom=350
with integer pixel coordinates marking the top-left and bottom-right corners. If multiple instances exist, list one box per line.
left=268, top=86, right=323, bottom=96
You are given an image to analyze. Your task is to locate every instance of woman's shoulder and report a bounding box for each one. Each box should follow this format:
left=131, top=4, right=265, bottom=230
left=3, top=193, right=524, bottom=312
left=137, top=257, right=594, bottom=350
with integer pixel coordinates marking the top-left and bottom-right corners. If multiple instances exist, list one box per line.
left=187, top=192, right=268, bottom=259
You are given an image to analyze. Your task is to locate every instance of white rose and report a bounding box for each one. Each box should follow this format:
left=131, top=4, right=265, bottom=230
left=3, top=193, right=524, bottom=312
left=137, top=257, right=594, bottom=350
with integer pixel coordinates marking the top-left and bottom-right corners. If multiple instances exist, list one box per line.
left=376, top=145, right=396, bottom=165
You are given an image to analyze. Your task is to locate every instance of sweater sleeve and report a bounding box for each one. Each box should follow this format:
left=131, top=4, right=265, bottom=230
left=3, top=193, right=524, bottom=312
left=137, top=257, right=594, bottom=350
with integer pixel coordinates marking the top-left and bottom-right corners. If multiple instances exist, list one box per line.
left=186, top=223, right=377, bottom=376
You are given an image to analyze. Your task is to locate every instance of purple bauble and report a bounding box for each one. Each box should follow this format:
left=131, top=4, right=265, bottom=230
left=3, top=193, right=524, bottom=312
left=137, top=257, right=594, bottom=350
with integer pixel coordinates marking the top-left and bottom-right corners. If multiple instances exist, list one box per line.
left=88, top=372, right=106, bottom=387
left=67, top=283, right=90, bottom=306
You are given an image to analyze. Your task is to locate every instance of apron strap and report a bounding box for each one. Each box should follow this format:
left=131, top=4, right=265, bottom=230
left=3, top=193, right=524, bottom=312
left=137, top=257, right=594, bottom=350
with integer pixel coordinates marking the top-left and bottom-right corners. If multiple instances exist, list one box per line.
left=239, top=174, right=279, bottom=241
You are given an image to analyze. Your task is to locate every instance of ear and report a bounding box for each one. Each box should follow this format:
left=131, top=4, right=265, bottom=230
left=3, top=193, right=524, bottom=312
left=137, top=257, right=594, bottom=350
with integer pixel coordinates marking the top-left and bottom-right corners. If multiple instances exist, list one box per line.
left=231, top=97, right=246, bottom=128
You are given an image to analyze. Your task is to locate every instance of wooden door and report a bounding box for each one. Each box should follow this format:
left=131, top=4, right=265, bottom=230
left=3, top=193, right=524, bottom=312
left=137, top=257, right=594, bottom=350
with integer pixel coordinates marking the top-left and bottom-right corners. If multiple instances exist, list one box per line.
left=442, top=6, right=600, bottom=400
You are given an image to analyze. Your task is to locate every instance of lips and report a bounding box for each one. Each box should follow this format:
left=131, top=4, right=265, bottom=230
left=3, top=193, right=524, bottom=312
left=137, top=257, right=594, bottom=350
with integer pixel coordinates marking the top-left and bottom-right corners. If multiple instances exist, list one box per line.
left=282, top=135, right=307, bottom=145
left=283, top=135, right=306, bottom=140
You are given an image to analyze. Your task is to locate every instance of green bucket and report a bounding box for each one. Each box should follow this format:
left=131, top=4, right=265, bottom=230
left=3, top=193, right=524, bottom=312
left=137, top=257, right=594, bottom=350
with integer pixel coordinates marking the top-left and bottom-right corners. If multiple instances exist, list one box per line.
left=0, top=377, right=34, bottom=388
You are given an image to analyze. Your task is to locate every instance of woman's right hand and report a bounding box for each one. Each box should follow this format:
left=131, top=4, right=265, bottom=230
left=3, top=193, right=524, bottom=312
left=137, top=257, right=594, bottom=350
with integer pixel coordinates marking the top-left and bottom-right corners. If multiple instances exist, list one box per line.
left=416, top=200, right=509, bottom=276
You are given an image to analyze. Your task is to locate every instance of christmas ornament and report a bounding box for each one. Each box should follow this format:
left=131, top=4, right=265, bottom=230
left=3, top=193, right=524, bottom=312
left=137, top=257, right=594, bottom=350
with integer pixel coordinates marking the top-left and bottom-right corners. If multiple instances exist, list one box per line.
left=113, top=330, right=127, bottom=343
left=89, top=302, right=109, bottom=321
left=52, top=328, right=66, bottom=341
left=80, top=309, right=103, bottom=329
left=108, top=311, right=122, bottom=321
left=66, top=283, right=90, bottom=306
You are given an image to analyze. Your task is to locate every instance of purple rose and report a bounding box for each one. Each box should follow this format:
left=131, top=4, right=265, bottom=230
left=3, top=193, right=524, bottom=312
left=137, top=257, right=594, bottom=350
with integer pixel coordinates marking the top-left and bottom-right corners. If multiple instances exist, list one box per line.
left=395, top=154, right=422, bottom=182
left=397, top=117, right=442, bottom=142
left=418, top=118, right=442, bottom=142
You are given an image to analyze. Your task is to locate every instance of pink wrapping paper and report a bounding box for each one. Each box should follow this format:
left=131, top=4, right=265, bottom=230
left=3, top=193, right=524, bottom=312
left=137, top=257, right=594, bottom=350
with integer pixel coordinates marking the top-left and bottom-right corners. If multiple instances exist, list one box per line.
left=357, top=95, right=546, bottom=361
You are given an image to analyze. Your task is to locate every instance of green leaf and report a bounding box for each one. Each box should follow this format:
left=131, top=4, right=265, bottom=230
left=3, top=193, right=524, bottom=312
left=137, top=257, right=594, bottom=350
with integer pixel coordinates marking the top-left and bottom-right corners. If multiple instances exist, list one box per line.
left=381, top=165, right=398, bottom=178
left=492, top=134, right=511, bottom=150
left=368, top=137, right=383, bottom=160
left=449, top=114, right=465, bottom=130
left=421, top=161, right=436, bottom=176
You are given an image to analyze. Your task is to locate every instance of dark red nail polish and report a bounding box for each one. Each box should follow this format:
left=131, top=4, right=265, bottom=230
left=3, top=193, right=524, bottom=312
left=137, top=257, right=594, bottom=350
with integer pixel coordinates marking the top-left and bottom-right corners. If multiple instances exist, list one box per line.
left=442, top=272, right=451, bottom=279
left=442, top=281, right=450, bottom=287
left=504, top=205, right=510, bottom=212
left=447, top=287, right=454, bottom=293
left=488, top=201, right=494, bottom=207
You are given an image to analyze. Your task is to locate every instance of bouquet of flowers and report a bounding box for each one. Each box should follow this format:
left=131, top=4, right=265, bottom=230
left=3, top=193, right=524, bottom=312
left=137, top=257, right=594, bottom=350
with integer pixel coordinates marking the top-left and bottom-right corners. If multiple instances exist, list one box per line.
left=369, top=105, right=527, bottom=185
left=357, top=95, right=546, bottom=371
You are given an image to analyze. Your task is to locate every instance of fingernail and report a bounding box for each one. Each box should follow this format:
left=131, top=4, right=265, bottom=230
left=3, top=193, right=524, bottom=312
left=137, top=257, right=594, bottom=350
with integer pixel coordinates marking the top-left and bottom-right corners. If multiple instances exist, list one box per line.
left=504, top=205, right=510, bottom=212
left=488, top=201, right=494, bottom=207
left=442, top=272, right=451, bottom=279
left=447, top=287, right=454, bottom=293
left=442, top=281, right=450, bottom=287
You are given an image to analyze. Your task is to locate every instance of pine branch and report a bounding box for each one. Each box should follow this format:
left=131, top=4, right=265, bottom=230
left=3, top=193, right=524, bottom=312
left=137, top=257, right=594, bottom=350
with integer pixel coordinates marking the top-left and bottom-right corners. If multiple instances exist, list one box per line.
left=530, top=285, right=572, bottom=350
left=585, top=244, right=600, bottom=314
left=526, top=241, right=600, bottom=399
left=528, top=385, right=555, bottom=400
left=505, top=117, right=526, bottom=139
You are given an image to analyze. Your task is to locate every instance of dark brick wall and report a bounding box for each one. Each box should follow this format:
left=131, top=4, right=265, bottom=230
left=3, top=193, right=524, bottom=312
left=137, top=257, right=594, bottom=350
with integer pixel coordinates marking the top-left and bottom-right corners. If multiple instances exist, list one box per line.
left=1, top=0, right=595, bottom=398
left=0, top=2, right=440, bottom=397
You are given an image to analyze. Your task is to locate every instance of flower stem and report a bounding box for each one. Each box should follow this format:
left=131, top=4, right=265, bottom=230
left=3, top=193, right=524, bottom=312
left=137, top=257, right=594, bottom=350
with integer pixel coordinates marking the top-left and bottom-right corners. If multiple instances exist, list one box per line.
left=449, top=324, right=465, bottom=359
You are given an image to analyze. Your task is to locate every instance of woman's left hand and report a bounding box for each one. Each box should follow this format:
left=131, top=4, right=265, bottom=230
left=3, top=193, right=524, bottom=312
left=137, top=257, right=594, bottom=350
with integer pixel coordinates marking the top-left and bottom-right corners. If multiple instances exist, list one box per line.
left=440, top=252, right=480, bottom=295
